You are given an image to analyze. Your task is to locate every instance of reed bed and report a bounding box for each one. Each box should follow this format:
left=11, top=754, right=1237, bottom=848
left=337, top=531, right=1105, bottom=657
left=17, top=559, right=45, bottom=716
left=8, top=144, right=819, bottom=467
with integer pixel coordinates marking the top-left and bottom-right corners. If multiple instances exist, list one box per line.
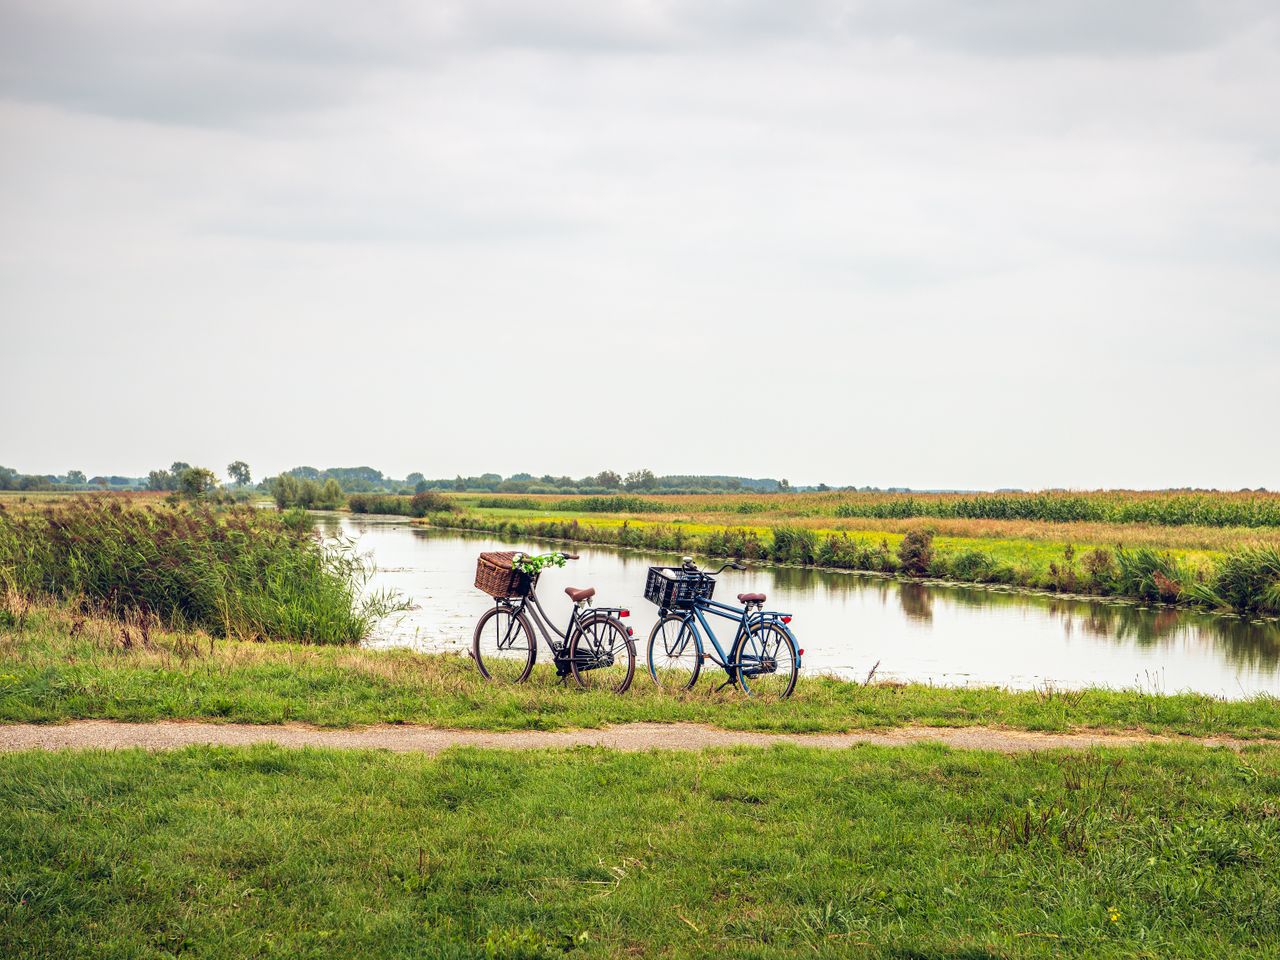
left=0, top=497, right=401, bottom=644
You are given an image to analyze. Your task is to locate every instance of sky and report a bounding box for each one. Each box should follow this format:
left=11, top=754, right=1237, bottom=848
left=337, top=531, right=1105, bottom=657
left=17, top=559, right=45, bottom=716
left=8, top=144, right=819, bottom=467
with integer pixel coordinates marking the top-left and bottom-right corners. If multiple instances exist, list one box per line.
left=1, top=0, right=1277, bottom=490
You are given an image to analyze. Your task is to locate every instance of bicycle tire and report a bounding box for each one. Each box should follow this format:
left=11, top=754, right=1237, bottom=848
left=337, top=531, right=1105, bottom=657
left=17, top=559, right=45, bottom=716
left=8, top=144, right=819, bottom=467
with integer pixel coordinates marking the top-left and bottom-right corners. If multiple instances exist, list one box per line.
left=472, top=606, right=536, bottom=684
left=646, top=613, right=701, bottom=690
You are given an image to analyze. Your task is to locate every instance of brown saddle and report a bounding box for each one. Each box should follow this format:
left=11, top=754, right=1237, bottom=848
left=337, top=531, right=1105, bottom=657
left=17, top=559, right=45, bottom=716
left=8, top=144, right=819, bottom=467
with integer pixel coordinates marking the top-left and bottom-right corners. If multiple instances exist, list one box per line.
left=565, top=586, right=596, bottom=603
left=737, top=592, right=766, bottom=603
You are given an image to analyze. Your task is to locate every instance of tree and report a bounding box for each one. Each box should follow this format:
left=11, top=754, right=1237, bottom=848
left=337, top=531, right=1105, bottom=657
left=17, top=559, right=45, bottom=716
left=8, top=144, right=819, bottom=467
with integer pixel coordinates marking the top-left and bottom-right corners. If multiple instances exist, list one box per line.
left=65, top=470, right=86, bottom=486
left=170, top=462, right=191, bottom=476
left=318, top=478, right=344, bottom=509
left=406, top=472, right=425, bottom=487
left=227, top=461, right=251, bottom=487
left=595, top=470, right=622, bottom=489
left=147, top=469, right=175, bottom=491
left=272, top=474, right=301, bottom=509
left=779, top=478, right=790, bottom=492
left=177, top=467, right=218, bottom=499
left=623, top=469, right=657, bottom=491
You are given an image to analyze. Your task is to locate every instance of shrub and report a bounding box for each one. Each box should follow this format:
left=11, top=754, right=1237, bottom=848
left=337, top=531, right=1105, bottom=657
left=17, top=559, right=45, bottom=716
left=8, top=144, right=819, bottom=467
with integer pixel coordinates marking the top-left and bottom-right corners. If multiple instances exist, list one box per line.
left=897, top=529, right=935, bottom=576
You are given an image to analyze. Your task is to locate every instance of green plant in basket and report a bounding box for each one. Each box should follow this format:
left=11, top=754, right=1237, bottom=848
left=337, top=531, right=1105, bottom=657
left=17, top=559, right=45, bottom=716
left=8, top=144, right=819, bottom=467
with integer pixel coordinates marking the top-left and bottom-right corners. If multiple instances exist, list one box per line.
left=510, top=552, right=567, bottom=576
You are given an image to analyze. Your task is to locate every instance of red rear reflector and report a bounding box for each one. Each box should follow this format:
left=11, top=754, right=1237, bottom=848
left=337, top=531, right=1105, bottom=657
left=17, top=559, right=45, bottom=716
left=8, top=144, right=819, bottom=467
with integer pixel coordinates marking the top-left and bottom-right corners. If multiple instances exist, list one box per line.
left=782, top=616, right=792, bottom=624
left=620, top=609, right=630, bottom=618
left=627, top=627, right=634, bottom=636
left=798, top=649, right=805, bottom=656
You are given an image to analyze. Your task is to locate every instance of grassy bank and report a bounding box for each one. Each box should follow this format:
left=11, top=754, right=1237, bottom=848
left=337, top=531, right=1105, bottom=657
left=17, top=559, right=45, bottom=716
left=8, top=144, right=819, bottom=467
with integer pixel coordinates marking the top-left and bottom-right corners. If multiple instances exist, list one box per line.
left=0, top=497, right=401, bottom=645
left=3, top=742, right=1279, bottom=958
left=3, top=602, right=1279, bottom=737
left=426, top=511, right=1280, bottom=616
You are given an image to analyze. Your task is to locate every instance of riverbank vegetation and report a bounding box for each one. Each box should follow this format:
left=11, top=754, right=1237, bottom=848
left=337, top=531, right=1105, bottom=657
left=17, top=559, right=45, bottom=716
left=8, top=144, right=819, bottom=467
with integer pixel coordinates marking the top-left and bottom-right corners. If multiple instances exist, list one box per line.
left=431, top=513, right=1280, bottom=616
left=0, top=499, right=399, bottom=645
left=347, top=491, right=456, bottom=517
left=4, top=600, right=1279, bottom=736
left=4, top=741, right=1278, bottom=959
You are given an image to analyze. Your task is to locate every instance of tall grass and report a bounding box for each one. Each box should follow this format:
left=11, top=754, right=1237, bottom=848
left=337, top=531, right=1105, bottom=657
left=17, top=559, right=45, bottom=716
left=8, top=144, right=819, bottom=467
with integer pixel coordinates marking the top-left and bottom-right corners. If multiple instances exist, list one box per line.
left=486, top=489, right=1280, bottom=528
left=830, top=491, right=1280, bottom=527
left=0, top=498, right=401, bottom=644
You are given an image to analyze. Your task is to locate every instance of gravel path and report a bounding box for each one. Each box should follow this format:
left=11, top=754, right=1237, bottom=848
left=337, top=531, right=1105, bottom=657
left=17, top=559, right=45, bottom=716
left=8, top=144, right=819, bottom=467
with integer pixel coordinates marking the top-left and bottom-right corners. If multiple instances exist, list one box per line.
left=0, top=721, right=1269, bottom=754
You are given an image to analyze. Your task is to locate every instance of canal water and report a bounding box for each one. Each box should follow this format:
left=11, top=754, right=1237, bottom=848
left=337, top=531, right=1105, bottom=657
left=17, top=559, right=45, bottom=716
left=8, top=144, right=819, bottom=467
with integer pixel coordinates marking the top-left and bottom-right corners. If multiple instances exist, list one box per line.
left=317, top=514, right=1280, bottom=699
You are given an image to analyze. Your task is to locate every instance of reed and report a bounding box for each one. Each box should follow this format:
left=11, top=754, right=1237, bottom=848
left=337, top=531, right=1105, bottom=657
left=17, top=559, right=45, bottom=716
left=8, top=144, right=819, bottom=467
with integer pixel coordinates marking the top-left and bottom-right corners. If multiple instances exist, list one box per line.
left=0, top=497, right=402, bottom=644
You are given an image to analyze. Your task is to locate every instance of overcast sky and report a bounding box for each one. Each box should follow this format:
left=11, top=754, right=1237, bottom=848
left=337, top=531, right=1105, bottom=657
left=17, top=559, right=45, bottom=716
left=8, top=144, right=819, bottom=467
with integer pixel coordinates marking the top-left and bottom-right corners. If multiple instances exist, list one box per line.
left=1, top=1, right=1277, bottom=489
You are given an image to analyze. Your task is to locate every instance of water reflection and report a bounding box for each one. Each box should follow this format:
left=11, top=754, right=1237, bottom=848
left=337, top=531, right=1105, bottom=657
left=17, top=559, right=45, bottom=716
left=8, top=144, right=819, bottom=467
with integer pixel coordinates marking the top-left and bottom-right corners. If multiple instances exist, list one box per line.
left=319, top=515, right=1280, bottom=699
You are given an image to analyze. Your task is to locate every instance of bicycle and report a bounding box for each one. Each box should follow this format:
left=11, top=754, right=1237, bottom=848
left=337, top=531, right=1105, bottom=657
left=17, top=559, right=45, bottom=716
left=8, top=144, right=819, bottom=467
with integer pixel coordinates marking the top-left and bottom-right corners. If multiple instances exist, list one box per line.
left=644, top=557, right=802, bottom=698
left=471, top=550, right=636, bottom=692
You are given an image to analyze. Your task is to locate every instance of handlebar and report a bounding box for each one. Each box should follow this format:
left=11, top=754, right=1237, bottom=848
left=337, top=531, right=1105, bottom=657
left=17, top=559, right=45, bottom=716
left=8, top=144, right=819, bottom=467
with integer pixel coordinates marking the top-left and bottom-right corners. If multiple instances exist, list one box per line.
left=680, top=557, right=746, bottom=575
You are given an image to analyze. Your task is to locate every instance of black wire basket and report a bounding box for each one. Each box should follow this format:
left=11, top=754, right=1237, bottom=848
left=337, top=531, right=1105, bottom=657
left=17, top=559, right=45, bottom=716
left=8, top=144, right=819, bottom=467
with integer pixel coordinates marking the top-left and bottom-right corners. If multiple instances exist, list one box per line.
left=644, top=567, right=715, bottom=609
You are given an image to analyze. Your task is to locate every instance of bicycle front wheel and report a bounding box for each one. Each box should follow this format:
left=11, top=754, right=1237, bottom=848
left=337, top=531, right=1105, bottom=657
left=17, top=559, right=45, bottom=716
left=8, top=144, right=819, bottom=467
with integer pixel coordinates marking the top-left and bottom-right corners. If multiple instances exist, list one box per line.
left=568, top=614, right=636, bottom=693
left=731, top=622, right=798, bottom=699
left=646, top=613, right=701, bottom=690
left=472, top=606, right=536, bottom=683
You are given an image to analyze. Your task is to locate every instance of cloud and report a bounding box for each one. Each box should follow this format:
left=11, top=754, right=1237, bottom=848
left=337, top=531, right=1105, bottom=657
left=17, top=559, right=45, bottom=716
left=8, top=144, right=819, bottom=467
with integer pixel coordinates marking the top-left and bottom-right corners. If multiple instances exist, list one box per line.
left=1, top=1, right=1277, bottom=486
left=3, top=1, right=1277, bottom=128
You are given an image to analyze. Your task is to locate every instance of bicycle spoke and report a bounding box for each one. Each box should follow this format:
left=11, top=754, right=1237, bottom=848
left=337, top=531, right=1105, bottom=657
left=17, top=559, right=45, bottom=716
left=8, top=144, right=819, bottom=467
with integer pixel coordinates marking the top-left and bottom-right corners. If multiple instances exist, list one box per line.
left=570, top=617, right=634, bottom=693
left=735, top=623, right=797, bottom=699
left=647, top=615, right=700, bottom=690
left=473, top=608, right=535, bottom=683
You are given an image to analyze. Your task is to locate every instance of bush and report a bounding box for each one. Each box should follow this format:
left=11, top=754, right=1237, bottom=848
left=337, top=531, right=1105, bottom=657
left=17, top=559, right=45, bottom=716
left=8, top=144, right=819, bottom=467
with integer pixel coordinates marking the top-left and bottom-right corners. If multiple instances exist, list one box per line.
left=897, top=529, right=935, bottom=577
left=0, top=498, right=401, bottom=644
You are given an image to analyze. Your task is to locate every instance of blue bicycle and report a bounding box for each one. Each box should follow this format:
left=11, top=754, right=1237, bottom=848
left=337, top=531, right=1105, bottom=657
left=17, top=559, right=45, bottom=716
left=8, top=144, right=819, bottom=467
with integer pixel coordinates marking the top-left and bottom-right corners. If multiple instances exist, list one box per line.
left=644, top=558, right=802, bottom=698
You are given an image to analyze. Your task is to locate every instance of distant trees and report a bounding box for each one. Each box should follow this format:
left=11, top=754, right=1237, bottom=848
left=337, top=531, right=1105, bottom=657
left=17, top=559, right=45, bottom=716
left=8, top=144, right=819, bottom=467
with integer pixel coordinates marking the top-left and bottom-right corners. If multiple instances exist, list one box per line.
left=227, top=461, right=251, bottom=487
left=624, top=469, right=658, bottom=491
left=271, top=474, right=344, bottom=510
left=595, top=470, right=622, bottom=489
left=66, top=470, right=86, bottom=486
left=177, top=467, right=219, bottom=499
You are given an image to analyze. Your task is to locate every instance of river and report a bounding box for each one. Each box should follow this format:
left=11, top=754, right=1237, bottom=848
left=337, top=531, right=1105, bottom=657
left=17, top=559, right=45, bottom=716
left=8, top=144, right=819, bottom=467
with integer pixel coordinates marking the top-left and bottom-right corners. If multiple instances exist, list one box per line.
left=317, top=514, right=1280, bottom=699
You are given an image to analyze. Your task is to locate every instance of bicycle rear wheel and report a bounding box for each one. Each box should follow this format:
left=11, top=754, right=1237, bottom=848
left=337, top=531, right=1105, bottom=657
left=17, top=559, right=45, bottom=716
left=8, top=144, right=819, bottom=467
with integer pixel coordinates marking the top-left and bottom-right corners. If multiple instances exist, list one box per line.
left=646, top=613, right=701, bottom=690
left=568, top=614, right=635, bottom=693
left=472, top=606, right=536, bottom=683
left=731, top=622, right=798, bottom=699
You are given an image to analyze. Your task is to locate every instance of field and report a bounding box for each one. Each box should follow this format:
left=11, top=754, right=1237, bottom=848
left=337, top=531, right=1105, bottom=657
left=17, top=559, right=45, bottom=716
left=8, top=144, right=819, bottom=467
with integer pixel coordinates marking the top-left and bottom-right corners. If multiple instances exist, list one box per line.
left=417, top=492, right=1280, bottom=616
left=4, top=742, right=1280, bottom=959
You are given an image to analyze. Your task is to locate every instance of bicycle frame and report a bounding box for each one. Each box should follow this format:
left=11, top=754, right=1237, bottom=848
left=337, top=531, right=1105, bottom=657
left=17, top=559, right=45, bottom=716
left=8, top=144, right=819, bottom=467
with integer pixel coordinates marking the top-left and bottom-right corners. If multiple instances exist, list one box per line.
left=498, top=587, right=629, bottom=659
left=666, top=596, right=800, bottom=673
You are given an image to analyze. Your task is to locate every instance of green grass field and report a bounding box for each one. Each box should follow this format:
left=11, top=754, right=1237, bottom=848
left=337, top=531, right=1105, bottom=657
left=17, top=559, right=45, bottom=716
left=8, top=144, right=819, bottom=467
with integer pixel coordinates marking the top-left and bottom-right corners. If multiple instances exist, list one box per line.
left=4, top=603, right=1280, bottom=738
left=3, top=742, right=1279, bottom=959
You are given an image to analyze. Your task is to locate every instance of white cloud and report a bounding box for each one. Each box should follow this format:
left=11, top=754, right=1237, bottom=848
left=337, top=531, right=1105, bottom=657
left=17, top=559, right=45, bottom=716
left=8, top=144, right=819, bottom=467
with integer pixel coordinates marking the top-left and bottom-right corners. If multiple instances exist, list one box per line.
left=1, top=1, right=1277, bottom=487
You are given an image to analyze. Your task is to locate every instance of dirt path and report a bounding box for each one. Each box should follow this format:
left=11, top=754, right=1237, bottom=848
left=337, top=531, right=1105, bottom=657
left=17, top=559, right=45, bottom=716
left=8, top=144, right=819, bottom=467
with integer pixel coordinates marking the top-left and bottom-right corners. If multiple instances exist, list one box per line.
left=0, top=721, right=1271, bottom=755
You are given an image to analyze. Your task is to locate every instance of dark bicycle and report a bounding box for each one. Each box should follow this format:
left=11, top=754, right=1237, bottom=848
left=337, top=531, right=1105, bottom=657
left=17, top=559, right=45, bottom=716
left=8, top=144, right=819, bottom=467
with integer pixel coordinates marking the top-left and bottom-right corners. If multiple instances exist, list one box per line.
left=644, top=557, right=802, bottom=698
left=471, top=551, right=636, bottom=692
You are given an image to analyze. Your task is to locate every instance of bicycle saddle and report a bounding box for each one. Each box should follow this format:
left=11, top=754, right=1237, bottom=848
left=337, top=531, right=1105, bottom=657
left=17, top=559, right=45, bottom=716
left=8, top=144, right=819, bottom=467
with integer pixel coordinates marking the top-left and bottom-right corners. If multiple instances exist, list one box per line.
left=737, top=592, right=766, bottom=603
left=565, top=586, right=596, bottom=602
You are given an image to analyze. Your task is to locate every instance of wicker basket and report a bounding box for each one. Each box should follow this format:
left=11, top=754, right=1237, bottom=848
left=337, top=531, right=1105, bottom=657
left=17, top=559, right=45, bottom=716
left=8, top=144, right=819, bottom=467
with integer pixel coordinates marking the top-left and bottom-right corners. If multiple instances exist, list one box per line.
left=475, top=552, right=533, bottom=598
left=644, top=566, right=715, bottom=609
